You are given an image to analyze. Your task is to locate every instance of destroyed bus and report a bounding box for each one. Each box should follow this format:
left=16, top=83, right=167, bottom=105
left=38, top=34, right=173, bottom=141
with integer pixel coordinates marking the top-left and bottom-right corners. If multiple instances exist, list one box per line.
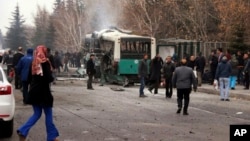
left=85, top=28, right=156, bottom=86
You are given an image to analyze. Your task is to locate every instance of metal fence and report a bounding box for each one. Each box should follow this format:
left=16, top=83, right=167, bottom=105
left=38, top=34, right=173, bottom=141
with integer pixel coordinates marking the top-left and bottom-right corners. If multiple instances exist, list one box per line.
left=157, top=38, right=229, bottom=61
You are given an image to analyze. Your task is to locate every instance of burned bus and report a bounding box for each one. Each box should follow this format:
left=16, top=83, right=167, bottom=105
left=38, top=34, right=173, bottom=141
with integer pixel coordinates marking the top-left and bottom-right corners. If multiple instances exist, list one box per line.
left=85, top=28, right=156, bottom=86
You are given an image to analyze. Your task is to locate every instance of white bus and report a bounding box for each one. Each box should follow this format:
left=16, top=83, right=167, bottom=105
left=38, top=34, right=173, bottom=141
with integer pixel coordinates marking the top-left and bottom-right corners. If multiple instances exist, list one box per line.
left=85, top=28, right=156, bottom=85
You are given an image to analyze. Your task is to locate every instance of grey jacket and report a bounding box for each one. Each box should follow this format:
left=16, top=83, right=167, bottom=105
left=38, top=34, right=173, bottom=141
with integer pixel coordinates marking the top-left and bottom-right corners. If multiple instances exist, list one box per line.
left=172, top=66, right=197, bottom=89
left=138, top=59, right=148, bottom=77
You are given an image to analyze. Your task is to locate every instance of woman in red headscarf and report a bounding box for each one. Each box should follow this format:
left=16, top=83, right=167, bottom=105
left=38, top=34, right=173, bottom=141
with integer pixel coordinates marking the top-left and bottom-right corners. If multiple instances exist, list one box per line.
left=17, top=45, right=59, bottom=141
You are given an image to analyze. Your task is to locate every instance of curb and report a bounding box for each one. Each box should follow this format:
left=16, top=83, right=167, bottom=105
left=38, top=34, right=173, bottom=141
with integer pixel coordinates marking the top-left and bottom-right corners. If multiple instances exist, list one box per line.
left=198, top=88, right=250, bottom=101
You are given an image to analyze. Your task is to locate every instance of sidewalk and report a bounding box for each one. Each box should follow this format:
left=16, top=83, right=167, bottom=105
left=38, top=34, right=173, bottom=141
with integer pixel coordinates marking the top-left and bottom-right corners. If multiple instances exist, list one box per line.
left=197, top=84, right=250, bottom=101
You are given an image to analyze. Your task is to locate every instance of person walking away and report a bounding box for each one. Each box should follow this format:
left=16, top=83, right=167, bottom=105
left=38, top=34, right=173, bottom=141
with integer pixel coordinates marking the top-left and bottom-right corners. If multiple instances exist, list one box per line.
left=243, top=53, right=250, bottom=90
left=209, top=50, right=218, bottom=85
left=138, top=54, right=149, bottom=97
left=163, top=56, right=175, bottom=98
left=148, top=54, right=163, bottom=94
left=195, top=52, right=206, bottom=86
left=13, top=47, right=24, bottom=89
left=3, top=50, right=14, bottom=75
left=86, top=54, right=96, bottom=90
left=236, top=51, right=244, bottom=85
left=17, top=45, right=59, bottom=141
left=215, top=56, right=232, bottom=101
left=16, top=48, right=33, bottom=104
left=173, top=59, right=197, bottom=115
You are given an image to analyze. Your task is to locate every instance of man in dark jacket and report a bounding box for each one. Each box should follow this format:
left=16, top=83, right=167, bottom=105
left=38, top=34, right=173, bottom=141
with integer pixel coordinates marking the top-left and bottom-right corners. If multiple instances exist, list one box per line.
left=215, top=56, right=232, bottom=101
left=87, top=54, right=96, bottom=90
left=148, top=54, right=163, bottom=94
left=209, top=50, right=218, bottom=85
left=243, top=53, right=250, bottom=90
left=16, top=48, right=33, bottom=104
left=163, top=56, right=175, bottom=98
left=13, top=47, right=24, bottom=89
left=195, top=52, right=206, bottom=86
left=236, top=51, right=244, bottom=84
left=173, top=59, right=197, bottom=115
left=187, top=55, right=196, bottom=70
left=138, top=54, right=149, bottom=97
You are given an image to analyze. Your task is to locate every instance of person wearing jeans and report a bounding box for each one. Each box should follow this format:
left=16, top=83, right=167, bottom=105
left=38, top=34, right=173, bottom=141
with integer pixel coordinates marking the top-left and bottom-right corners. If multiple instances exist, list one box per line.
left=17, top=106, right=59, bottom=141
left=219, top=77, right=230, bottom=100
left=215, top=56, right=232, bottom=101
left=138, top=54, right=149, bottom=97
left=17, top=46, right=59, bottom=141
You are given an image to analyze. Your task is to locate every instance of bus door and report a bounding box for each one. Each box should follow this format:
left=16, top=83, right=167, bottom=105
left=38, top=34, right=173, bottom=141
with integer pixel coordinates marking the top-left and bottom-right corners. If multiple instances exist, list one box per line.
left=157, top=44, right=176, bottom=61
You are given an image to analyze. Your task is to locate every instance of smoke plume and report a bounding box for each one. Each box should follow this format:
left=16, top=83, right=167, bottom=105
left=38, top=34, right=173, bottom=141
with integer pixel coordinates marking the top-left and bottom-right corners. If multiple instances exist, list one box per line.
left=85, top=0, right=123, bottom=30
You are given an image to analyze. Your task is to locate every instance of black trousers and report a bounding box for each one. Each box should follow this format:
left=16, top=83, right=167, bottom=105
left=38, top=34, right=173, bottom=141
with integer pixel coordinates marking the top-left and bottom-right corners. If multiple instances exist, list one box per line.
left=177, top=88, right=191, bottom=112
left=165, top=78, right=173, bottom=97
left=149, top=79, right=159, bottom=93
left=15, top=69, right=22, bottom=89
left=87, top=74, right=93, bottom=89
left=245, top=72, right=249, bottom=89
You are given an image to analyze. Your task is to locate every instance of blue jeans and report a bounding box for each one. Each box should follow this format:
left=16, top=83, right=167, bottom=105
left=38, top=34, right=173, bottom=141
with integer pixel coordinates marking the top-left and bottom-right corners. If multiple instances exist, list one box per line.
left=18, top=105, right=59, bottom=141
left=22, top=81, right=29, bottom=104
left=219, top=77, right=230, bottom=99
left=139, top=77, right=145, bottom=95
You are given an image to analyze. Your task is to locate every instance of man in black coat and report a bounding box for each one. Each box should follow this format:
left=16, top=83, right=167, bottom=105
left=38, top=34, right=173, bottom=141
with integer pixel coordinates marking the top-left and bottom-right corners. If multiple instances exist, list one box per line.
left=195, top=52, right=206, bottom=86
left=163, top=56, right=175, bottom=98
left=209, top=50, right=218, bottom=85
left=243, top=53, right=250, bottom=90
left=148, top=54, right=163, bottom=94
left=87, top=54, right=96, bottom=90
left=13, top=47, right=24, bottom=89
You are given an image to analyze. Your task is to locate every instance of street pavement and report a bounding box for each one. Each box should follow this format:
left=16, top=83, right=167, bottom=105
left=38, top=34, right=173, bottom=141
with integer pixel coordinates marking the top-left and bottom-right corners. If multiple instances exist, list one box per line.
left=1, top=78, right=250, bottom=141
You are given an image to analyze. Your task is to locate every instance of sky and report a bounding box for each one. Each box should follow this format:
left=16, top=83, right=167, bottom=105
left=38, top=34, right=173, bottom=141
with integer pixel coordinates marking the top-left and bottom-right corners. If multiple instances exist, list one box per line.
left=0, top=0, right=54, bottom=35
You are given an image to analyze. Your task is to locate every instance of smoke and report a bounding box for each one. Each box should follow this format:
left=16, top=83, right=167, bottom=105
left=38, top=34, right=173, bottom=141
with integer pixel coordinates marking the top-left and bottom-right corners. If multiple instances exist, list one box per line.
left=85, top=0, right=123, bottom=30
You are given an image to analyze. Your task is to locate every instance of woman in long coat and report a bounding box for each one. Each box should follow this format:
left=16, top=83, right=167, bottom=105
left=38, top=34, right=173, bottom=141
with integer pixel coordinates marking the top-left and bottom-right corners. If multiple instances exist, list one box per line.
left=17, top=45, right=59, bottom=141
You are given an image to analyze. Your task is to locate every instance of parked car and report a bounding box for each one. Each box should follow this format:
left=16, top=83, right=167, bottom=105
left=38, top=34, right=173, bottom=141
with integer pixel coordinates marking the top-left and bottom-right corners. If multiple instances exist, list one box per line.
left=0, top=65, right=15, bottom=138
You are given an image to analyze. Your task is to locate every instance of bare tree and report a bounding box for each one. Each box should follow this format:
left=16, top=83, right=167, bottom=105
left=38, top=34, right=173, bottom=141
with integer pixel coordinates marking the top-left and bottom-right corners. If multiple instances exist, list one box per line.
left=53, top=0, right=86, bottom=51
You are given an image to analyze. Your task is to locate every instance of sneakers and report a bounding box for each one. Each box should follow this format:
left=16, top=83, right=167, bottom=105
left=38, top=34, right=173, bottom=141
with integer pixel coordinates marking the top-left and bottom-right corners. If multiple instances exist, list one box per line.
left=139, top=95, right=148, bottom=98
left=17, top=131, right=26, bottom=141
left=221, top=99, right=230, bottom=101
left=148, top=88, right=152, bottom=94
left=183, top=112, right=189, bottom=115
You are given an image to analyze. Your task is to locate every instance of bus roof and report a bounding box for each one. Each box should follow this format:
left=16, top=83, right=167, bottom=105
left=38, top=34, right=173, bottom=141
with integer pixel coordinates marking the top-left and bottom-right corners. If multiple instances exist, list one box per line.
left=100, top=29, right=153, bottom=41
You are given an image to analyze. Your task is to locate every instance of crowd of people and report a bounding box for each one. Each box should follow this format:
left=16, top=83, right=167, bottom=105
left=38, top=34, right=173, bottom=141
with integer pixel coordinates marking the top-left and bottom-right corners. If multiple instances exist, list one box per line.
left=138, top=47, right=250, bottom=115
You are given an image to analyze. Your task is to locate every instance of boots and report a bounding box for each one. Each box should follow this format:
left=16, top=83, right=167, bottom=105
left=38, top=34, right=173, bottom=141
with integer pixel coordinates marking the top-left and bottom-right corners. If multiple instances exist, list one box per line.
left=183, top=109, right=189, bottom=115
left=176, top=108, right=181, bottom=114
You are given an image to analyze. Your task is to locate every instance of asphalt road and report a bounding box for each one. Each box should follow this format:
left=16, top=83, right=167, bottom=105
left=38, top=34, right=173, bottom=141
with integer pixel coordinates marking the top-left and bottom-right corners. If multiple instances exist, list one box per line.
left=1, top=80, right=250, bottom=141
